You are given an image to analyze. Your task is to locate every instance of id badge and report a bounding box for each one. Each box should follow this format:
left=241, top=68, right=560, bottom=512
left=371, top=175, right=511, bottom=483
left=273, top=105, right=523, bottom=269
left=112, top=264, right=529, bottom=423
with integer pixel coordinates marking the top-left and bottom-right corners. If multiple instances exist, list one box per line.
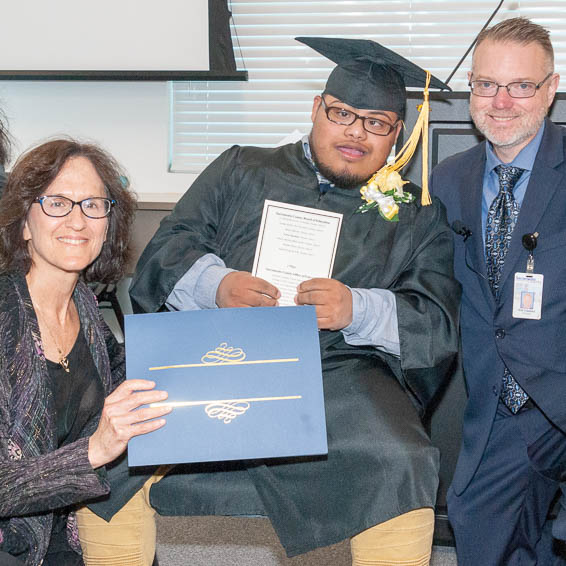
left=513, top=272, right=543, bottom=320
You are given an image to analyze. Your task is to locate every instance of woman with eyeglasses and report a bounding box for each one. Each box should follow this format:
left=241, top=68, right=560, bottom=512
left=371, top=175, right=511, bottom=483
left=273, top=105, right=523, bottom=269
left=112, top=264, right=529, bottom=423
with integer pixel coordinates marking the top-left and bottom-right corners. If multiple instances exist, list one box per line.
left=0, top=139, right=171, bottom=566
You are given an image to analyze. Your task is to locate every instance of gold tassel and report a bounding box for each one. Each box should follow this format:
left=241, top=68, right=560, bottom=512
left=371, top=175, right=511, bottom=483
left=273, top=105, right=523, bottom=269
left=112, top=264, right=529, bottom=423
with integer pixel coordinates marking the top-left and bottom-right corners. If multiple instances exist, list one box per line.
left=366, top=71, right=432, bottom=206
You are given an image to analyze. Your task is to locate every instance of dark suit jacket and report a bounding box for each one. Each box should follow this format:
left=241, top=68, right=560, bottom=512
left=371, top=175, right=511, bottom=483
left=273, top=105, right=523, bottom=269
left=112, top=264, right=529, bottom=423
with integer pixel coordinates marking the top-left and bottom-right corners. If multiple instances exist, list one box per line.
left=431, top=118, right=566, bottom=494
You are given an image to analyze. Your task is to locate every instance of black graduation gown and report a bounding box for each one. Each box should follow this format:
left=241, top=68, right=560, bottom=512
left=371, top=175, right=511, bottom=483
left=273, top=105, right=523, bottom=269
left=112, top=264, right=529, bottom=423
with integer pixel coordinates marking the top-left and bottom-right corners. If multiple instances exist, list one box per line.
left=128, top=141, right=460, bottom=556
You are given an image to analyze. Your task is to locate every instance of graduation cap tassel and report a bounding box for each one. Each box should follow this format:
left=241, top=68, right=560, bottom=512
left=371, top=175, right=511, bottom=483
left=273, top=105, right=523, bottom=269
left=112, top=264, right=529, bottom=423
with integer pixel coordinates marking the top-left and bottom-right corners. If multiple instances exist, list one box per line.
left=421, top=72, right=431, bottom=206
left=387, top=70, right=432, bottom=206
left=361, top=71, right=433, bottom=211
left=358, top=71, right=435, bottom=219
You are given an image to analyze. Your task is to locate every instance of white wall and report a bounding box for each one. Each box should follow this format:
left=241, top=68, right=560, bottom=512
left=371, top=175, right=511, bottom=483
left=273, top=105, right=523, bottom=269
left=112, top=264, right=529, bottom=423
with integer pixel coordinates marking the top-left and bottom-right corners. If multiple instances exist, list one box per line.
left=0, top=81, right=197, bottom=203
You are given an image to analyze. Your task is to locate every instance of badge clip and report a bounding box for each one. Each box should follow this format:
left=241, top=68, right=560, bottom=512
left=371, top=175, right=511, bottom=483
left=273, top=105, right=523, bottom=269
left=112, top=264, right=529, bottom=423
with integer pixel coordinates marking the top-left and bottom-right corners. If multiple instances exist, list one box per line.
left=522, top=232, right=538, bottom=275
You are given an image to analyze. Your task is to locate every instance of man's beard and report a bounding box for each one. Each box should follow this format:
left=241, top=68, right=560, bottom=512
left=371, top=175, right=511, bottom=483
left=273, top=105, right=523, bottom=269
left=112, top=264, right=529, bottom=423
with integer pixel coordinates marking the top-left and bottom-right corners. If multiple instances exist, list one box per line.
left=310, top=143, right=370, bottom=190
left=470, top=104, right=547, bottom=150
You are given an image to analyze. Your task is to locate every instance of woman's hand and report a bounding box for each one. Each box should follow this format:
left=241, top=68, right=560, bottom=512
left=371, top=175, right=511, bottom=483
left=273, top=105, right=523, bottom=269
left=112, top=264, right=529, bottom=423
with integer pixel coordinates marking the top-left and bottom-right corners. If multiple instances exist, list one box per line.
left=88, top=379, right=171, bottom=469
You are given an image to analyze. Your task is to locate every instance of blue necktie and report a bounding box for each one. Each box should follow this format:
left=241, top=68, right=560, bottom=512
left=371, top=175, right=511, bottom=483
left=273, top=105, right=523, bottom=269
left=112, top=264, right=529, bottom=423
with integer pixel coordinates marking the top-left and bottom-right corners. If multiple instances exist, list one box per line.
left=485, top=165, right=529, bottom=413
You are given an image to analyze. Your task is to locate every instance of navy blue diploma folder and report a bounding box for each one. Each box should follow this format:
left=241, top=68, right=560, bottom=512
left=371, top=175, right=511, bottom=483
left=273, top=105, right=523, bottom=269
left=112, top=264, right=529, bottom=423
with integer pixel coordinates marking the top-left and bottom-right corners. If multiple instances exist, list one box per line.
left=125, top=306, right=328, bottom=466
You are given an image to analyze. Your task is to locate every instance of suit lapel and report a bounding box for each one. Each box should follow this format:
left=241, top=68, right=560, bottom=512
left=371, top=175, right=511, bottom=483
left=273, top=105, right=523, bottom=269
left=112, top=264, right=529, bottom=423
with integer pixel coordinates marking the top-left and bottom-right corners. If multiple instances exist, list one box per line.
left=499, top=120, right=566, bottom=292
left=460, top=143, right=494, bottom=302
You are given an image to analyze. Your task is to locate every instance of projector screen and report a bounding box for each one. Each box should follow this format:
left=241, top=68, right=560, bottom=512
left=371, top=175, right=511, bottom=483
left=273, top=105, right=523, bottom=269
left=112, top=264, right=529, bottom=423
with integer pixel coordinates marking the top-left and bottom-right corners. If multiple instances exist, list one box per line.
left=0, top=0, right=245, bottom=80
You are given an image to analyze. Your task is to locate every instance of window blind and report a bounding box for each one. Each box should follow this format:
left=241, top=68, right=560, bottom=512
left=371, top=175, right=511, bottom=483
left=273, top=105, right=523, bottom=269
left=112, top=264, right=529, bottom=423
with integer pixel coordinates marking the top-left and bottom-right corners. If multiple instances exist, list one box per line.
left=170, top=0, right=566, bottom=173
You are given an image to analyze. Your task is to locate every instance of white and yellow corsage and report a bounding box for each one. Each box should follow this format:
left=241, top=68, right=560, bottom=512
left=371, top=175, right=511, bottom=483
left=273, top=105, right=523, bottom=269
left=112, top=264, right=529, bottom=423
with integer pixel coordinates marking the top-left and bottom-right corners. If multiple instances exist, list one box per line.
left=358, top=168, right=414, bottom=221
left=357, top=70, right=434, bottom=222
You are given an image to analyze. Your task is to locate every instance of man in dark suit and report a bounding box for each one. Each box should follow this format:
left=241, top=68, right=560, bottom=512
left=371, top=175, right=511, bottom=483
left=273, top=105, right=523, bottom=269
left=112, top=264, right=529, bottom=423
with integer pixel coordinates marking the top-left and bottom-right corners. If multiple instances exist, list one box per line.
left=431, top=17, right=566, bottom=565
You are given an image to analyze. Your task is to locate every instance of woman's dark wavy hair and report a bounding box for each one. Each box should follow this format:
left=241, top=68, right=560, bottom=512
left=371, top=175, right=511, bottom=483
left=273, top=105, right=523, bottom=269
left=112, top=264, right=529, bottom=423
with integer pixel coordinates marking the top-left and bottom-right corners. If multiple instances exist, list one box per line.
left=0, top=138, right=137, bottom=283
left=0, top=111, right=10, bottom=168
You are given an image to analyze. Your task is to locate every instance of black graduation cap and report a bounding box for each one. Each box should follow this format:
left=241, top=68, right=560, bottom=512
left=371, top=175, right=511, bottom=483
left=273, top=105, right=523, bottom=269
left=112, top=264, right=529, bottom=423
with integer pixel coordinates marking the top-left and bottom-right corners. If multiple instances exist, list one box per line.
left=296, top=36, right=451, bottom=118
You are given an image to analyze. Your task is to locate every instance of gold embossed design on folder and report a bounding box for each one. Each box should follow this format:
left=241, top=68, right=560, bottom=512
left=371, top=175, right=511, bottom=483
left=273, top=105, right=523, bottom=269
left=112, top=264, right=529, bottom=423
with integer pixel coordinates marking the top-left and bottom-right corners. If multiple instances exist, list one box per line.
left=201, top=342, right=245, bottom=364
left=149, top=342, right=302, bottom=423
left=205, top=401, right=251, bottom=423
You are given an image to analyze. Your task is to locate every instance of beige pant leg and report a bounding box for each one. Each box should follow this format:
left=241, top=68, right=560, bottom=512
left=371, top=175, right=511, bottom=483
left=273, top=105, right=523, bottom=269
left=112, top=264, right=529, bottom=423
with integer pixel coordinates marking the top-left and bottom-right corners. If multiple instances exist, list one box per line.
left=76, top=466, right=170, bottom=566
left=350, top=507, right=435, bottom=566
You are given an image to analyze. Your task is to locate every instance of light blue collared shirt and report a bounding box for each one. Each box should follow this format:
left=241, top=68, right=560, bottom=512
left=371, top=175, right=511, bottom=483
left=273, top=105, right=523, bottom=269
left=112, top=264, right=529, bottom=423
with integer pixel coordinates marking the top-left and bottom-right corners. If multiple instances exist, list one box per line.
left=481, top=122, right=545, bottom=242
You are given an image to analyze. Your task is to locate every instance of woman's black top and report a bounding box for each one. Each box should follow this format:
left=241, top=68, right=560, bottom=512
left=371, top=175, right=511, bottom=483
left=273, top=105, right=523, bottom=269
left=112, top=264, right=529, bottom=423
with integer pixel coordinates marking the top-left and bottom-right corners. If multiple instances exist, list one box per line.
left=44, top=326, right=104, bottom=565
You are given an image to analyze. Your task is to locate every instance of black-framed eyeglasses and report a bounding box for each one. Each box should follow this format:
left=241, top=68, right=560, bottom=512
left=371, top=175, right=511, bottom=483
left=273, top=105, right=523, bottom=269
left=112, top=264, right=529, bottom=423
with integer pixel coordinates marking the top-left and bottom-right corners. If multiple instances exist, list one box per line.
left=33, top=195, right=116, bottom=219
left=469, top=72, right=553, bottom=98
left=320, top=96, right=399, bottom=136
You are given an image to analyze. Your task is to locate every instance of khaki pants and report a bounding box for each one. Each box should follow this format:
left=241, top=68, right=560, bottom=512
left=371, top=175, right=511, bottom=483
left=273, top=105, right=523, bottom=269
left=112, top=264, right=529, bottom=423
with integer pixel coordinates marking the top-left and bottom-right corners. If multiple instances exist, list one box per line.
left=76, top=467, right=169, bottom=566
left=78, top=475, right=433, bottom=566
left=350, top=508, right=435, bottom=566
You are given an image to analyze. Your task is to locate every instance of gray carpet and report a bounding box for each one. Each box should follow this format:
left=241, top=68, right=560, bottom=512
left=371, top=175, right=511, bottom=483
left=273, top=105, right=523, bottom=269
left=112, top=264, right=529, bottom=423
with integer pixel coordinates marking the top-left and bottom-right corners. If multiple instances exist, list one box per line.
left=156, top=516, right=458, bottom=565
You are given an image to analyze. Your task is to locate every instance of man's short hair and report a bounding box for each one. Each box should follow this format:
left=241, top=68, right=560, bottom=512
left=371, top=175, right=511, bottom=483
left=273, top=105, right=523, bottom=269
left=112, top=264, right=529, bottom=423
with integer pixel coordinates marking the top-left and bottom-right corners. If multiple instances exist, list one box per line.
left=475, top=17, right=554, bottom=72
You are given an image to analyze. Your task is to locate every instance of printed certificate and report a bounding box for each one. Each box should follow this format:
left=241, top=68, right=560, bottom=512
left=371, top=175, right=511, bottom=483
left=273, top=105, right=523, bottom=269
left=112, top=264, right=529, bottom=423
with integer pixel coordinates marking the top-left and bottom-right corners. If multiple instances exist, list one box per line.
left=126, top=306, right=327, bottom=466
left=252, top=200, right=343, bottom=306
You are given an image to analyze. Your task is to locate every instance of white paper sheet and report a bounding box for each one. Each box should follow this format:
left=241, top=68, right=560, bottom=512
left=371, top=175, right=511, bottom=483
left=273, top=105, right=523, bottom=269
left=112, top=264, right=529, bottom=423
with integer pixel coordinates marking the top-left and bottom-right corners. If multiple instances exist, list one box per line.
left=252, top=200, right=343, bottom=306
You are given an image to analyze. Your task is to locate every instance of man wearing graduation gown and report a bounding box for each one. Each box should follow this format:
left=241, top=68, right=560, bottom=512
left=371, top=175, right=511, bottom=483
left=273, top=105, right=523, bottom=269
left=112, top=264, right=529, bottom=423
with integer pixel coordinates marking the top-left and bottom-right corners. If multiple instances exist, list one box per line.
left=130, top=38, right=460, bottom=565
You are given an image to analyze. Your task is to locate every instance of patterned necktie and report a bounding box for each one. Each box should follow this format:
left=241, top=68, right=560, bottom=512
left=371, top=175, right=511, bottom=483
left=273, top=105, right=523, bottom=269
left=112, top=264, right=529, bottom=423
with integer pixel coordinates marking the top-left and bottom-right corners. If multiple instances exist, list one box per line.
left=485, top=165, right=523, bottom=295
left=485, top=164, right=529, bottom=413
